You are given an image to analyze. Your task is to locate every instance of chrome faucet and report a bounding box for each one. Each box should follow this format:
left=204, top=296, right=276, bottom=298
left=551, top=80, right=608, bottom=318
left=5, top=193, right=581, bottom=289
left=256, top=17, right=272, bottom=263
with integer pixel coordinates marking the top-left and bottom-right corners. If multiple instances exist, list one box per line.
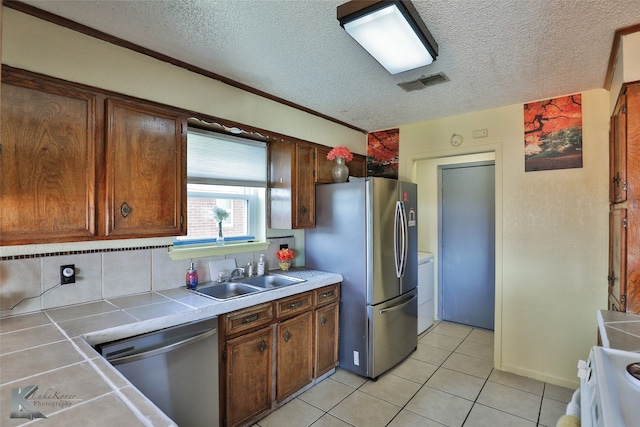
left=229, top=267, right=245, bottom=280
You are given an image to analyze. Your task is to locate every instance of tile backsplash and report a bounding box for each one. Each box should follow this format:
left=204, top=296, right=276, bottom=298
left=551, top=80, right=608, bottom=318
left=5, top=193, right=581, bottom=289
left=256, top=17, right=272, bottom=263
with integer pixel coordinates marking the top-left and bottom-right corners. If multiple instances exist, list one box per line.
left=0, top=236, right=296, bottom=317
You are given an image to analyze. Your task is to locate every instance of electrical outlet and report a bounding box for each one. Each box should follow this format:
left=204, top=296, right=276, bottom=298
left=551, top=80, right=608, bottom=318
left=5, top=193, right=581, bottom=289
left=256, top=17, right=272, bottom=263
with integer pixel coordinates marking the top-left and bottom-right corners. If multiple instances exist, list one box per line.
left=279, top=244, right=289, bottom=250
left=60, top=264, right=76, bottom=284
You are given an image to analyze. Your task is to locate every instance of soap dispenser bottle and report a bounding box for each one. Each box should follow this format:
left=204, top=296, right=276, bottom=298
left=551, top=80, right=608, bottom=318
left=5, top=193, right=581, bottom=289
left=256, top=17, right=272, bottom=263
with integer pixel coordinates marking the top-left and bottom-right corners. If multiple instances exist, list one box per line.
left=257, top=254, right=265, bottom=276
left=186, top=262, right=198, bottom=289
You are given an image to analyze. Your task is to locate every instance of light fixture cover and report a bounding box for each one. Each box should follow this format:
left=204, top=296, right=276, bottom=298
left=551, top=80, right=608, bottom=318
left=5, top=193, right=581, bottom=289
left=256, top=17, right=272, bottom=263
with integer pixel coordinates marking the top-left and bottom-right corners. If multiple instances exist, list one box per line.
left=338, top=1, right=438, bottom=74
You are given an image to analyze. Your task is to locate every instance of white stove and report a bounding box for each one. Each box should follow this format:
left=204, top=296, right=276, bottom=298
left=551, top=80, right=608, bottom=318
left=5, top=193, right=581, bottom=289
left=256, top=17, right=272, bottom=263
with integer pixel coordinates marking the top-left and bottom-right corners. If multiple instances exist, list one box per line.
left=577, top=346, right=640, bottom=426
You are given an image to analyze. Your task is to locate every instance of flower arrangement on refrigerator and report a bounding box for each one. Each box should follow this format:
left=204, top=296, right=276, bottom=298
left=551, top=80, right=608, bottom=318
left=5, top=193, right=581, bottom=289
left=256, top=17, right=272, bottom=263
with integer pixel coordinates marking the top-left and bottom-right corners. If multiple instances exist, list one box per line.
left=276, top=248, right=295, bottom=261
left=326, top=146, right=353, bottom=162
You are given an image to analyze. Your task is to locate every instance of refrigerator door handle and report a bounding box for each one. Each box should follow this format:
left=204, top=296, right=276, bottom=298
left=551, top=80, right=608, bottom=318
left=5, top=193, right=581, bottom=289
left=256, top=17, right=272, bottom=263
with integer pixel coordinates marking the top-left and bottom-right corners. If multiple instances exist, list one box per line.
left=394, top=201, right=403, bottom=278
left=378, top=293, right=417, bottom=315
left=400, top=201, right=408, bottom=277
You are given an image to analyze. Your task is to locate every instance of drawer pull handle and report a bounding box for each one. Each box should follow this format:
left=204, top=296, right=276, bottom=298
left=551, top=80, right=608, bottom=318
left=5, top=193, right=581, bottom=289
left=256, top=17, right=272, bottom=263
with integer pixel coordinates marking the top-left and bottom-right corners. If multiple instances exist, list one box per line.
left=259, top=339, right=267, bottom=353
left=289, top=302, right=302, bottom=309
left=283, top=330, right=292, bottom=342
left=242, top=314, right=259, bottom=324
left=320, top=316, right=327, bottom=326
left=321, top=291, right=334, bottom=299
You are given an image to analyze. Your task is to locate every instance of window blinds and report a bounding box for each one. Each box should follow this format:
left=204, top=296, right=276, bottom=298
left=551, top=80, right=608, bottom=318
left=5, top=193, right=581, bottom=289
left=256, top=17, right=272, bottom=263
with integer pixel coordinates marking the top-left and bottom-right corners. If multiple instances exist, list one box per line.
left=187, top=129, right=267, bottom=187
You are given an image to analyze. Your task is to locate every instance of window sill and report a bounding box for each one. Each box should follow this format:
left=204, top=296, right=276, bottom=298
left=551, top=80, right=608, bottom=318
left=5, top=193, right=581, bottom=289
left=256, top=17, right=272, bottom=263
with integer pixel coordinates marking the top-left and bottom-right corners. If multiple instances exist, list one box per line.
left=168, top=240, right=271, bottom=260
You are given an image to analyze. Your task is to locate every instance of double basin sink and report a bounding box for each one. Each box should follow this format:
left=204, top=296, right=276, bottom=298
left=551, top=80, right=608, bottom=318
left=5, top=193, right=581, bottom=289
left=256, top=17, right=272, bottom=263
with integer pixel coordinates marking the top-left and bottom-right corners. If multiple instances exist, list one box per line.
left=190, top=274, right=305, bottom=300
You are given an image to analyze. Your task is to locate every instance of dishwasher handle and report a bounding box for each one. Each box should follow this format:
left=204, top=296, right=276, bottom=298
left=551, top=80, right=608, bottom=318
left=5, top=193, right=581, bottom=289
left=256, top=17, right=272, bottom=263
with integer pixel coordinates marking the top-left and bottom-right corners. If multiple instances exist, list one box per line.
left=108, top=326, right=217, bottom=365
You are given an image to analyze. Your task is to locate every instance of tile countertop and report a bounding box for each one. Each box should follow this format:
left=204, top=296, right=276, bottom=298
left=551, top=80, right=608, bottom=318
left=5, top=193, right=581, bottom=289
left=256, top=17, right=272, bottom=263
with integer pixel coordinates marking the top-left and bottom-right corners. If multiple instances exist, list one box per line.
left=597, top=309, right=640, bottom=352
left=0, top=269, right=342, bottom=426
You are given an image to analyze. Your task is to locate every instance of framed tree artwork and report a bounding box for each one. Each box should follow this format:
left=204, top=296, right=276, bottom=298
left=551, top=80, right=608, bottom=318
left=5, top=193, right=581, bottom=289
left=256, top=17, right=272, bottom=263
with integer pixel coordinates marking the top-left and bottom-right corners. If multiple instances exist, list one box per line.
left=368, top=128, right=399, bottom=178
left=524, top=94, right=582, bottom=172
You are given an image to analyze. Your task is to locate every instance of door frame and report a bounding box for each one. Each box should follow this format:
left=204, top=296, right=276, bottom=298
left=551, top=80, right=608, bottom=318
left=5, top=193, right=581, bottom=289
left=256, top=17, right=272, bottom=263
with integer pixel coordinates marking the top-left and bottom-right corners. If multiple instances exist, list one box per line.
left=437, top=161, right=496, bottom=328
left=409, top=144, right=502, bottom=370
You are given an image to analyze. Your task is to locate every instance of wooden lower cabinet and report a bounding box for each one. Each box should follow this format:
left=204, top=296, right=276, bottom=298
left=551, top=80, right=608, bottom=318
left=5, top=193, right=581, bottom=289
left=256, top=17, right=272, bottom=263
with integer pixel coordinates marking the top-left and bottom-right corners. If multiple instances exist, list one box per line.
left=225, top=327, right=274, bottom=427
left=220, top=284, right=340, bottom=427
left=315, top=302, right=339, bottom=378
left=276, top=312, right=313, bottom=402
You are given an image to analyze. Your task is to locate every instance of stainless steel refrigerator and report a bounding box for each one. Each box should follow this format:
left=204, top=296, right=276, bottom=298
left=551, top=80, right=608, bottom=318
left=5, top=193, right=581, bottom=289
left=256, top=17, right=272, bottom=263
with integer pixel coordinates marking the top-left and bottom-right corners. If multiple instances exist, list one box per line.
left=305, top=177, right=418, bottom=379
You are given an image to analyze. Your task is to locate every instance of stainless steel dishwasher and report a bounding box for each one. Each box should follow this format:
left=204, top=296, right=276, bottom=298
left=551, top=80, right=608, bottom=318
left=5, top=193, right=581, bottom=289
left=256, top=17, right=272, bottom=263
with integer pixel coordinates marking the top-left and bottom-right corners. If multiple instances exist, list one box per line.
left=96, top=316, right=218, bottom=427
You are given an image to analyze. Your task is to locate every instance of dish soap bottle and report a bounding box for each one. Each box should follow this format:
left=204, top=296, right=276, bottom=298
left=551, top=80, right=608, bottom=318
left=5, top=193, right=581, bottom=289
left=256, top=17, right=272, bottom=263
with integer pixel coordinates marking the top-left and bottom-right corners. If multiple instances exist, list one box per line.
left=186, top=262, right=198, bottom=289
left=257, top=254, right=265, bottom=276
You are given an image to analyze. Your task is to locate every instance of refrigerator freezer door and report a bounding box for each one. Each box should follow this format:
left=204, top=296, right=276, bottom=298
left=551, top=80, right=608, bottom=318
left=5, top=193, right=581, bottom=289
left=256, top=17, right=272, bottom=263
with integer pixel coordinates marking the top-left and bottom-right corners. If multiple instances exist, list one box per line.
left=367, top=289, right=418, bottom=378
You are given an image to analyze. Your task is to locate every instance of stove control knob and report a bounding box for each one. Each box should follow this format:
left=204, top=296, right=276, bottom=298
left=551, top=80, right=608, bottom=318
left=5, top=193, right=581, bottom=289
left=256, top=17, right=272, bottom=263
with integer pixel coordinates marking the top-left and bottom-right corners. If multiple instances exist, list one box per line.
left=577, top=359, right=589, bottom=380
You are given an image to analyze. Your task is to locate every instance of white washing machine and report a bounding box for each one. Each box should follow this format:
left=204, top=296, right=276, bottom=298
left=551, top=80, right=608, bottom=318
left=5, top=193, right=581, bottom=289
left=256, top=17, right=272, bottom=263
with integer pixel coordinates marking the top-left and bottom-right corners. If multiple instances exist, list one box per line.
left=418, top=252, right=434, bottom=334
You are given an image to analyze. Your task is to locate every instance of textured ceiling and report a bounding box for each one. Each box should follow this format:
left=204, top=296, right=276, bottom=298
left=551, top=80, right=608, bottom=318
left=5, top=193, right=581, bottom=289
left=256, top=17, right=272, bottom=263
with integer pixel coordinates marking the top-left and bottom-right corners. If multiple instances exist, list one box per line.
left=18, top=0, right=640, bottom=131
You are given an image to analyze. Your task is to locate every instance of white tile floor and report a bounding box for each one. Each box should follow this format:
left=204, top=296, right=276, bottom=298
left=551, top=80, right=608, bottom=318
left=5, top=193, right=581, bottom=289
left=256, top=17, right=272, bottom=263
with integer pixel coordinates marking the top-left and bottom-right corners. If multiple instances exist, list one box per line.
left=255, top=321, right=573, bottom=427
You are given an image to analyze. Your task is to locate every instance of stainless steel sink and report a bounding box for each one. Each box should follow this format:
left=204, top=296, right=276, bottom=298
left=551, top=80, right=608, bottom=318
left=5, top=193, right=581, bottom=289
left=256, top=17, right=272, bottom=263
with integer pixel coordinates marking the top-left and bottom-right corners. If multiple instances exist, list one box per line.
left=239, top=274, right=305, bottom=289
left=192, top=282, right=262, bottom=300
left=190, top=274, right=306, bottom=300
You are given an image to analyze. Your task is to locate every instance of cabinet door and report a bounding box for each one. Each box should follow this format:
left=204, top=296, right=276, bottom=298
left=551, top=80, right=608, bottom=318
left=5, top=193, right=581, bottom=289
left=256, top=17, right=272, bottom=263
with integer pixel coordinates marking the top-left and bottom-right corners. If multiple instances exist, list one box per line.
left=609, top=208, right=627, bottom=312
left=105, top=99, right=186, bottom=237
left=611, top=94, right=627, bottom=203
left=315, top=302, right=339, bottom=377
left=1, top=71, right=98, bottom=245
left=226, top=327, right=273, bottom=427
left=294, top=143, right=316, bottom=228
left=350, top=154, right=368, bottom=178
left=268, top=139, right=294, bottom=229
left=316, top=145, right=335, bottom=184
left=268, top=140, right=315, bottom=229
left=276, top=311, right=313, bottom=402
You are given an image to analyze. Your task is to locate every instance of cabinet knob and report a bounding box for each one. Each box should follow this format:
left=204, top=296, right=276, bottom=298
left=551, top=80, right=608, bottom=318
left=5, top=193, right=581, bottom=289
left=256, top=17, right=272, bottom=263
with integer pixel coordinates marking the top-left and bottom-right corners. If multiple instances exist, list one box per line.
left=259, top=339, right=267, bottom=353
left=299, top=205, right=308, bottom=215
left=320, top=316, right=327, bottom=326
left=283, top=330, right=292, bottom=342
left=120, top=202, right=131, bottom=218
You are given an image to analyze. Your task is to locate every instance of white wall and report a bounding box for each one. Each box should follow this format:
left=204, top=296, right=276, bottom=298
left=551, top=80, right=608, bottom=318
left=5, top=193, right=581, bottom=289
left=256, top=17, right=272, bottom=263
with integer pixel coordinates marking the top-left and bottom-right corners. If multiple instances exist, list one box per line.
left=400, top=90, right=610, bottom=387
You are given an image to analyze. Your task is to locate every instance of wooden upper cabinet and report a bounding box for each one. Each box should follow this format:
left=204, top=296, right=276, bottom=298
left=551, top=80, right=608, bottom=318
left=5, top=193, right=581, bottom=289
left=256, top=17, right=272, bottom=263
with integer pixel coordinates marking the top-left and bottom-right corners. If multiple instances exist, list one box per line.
left=611, top=93, right=628, bottom=204
left=295, top=143, right=316, bottom=228
left=350, top=153, right=367, bottom=178
left=105, top=99, right=187, bottom=238
left=316, top=147, right=367, bottom=184
left=1, top=70, right=98, bottom=245
left=268, top=139, right=315, bottom=229
left=316, top=145, right=334, bottom=184
left=609, top=82, right=640, bottom=314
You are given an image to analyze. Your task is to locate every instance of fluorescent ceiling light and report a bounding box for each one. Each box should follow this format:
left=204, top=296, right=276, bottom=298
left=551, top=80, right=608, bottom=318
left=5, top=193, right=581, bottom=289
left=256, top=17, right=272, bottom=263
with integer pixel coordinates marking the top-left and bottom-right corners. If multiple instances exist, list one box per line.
left=338, top=1, right=438, bottom=75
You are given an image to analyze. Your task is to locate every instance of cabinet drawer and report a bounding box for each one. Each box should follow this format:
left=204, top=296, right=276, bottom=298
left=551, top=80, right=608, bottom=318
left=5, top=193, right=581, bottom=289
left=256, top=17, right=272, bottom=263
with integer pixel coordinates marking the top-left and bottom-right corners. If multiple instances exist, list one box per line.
left=314, top=283, right=340, bottom=307
left=224, top=302, right=274, bottom=335
left=276, top=292, right=313, bottom=319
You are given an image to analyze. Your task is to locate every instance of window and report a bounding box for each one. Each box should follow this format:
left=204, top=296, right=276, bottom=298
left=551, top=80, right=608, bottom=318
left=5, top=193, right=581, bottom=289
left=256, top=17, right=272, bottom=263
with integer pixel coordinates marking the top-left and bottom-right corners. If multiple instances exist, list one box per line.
left=178, top=128, right=267, bottom=244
